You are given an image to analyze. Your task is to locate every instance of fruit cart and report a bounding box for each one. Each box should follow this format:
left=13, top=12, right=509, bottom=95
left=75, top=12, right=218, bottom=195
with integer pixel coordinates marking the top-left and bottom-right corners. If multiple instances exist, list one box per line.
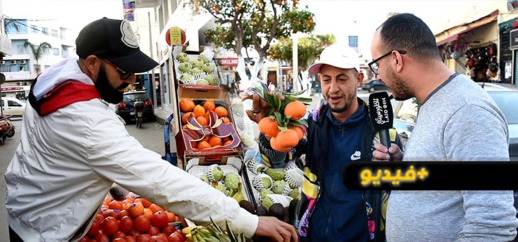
left=167, top=45, right=258, bottom=209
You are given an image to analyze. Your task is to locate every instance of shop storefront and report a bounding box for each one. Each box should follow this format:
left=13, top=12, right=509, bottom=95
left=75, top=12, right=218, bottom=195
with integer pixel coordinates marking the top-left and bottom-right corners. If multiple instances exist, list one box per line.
left=435, top=10, right=500, bottom=83
left=499, top=17, right=518, bottom=85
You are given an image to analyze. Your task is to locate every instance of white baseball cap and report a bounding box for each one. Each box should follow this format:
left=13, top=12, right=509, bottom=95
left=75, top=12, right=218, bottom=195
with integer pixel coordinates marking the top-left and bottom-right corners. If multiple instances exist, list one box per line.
left=308, top=44, right=360, bottom=74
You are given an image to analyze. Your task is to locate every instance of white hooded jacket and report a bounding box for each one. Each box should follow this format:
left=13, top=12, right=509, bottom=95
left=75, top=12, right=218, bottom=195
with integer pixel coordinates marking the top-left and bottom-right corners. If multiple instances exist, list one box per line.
left=5, top=58, right=258, bottom=241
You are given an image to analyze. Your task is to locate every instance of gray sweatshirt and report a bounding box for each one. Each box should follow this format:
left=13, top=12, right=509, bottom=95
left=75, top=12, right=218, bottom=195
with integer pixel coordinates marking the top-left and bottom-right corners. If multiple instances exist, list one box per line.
left=386, top=74, right=518, bottom=241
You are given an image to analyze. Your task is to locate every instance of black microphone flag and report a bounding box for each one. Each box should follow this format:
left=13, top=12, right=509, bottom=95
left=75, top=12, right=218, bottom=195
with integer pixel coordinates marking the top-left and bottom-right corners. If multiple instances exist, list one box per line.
left=368, top=92, right=394, bottom=149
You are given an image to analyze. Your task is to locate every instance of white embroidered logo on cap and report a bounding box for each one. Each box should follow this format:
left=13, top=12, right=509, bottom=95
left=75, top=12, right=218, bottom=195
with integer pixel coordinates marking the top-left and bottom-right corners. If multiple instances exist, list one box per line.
left=120, top=21, right=139, bottom=48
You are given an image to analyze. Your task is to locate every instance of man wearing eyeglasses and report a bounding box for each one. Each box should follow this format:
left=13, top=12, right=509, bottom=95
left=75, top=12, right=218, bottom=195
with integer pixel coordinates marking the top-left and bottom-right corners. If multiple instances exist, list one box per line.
left=5, top=18, right=297, bottom=241
left=370, top=13, right=518, bottom=241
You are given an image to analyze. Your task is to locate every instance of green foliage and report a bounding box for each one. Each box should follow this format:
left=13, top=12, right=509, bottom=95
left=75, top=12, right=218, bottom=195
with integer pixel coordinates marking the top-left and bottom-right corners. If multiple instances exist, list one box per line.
left=24, top=41, right=52, bottom=64
left=268, top=34, right=335, bottom=70
left=196, top=0, right=316, bottom=59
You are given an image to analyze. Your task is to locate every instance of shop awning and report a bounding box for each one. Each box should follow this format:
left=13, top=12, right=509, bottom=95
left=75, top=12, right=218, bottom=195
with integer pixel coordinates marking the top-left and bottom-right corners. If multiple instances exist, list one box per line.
left=436, top=11, right=498, bottom=46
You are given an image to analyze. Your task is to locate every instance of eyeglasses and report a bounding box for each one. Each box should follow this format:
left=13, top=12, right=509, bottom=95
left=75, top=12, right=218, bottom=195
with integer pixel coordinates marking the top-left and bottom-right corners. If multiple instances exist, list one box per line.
left=368, top=50, right=407, bottom=75
left=103, top=59, right=134, bottom=80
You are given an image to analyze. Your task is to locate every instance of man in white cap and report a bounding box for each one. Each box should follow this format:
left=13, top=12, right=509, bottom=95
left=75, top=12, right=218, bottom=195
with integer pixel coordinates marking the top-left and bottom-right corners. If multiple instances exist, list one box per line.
left=5, top=17, right=297, bottom=241
left=245, top=43, right=402, bottom=241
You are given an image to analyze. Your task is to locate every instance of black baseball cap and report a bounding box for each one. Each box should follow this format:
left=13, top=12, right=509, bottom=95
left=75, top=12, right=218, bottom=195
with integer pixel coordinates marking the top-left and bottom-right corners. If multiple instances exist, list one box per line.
left=76, top=17, right=158, bottom=73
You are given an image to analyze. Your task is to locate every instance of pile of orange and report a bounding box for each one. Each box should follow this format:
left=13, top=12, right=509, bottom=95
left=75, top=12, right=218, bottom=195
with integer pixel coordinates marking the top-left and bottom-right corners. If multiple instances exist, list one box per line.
left=179, top=98, right=230, bottom=127
left=191, top=135, right=234, bottom=150
left=258, top=100, right=307, bottom=152
left=178, top=98, right=235, bottom=150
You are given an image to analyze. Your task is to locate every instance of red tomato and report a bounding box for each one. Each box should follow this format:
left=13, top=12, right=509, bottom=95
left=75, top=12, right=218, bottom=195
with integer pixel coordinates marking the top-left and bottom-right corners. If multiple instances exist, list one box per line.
left=103, top=208, right=121, bottom=219
left=134, top=215, right=151, bottom=232
left=94, top=213, right=105, bottom=223
left=86, top=219, right=100, bottom=236
left=167, top=231, right=185, bottom=242
left=125, top=235, right=138, bottom=242
left=137, top=234, right=152, bottom=242
left=128, top=230, right=142, bottom=238
left=161, top=225, right=176, bottom=235
left=119, top=209, right=130, bottom=218
left=100, top=216, right=119, bottom=235
left=113, top=230, right=126, bottom=239
left=147, top=226, right=160, bottom=235
left=151, top=211, right=169, bottom=228
left=151, top=235, right=169, bottom=242
left=94, top=232, right=110, bottom=242
left=113, top=238, right=128, bottom=242
left=119, top=215, right=134, bottom=233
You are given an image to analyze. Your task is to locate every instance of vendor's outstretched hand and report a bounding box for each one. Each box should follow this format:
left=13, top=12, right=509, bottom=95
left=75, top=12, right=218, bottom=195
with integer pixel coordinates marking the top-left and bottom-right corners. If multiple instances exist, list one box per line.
left=242, top=93, right=270, bottom=123
left=254, top=216, right=298, bottom=242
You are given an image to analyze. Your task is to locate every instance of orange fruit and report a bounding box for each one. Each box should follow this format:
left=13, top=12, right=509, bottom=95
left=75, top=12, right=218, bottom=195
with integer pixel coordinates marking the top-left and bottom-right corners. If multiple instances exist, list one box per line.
left=197, top=141, right=211, bottom=150
left=276, top=129, right=299, bottom=149
left=258, top=117, right=280, bottom=137
left=149, top=204, right=164, bottom=214
left=143, top=208, right=153, bottom=219
left=179, top=98, right=195, bottom=112
left=214, top=106, right=228, bottom=117
left=223, top=140, right=233, bottom=146
left=203, top=100, right=216, bottom=111
left=209, top=136, right=222, bottom=147
left=166, top=211, right=176, bottom=222
left=108, top=200, right=123, bottom=210
left=289, top=126, right=305, bottom=140
left=221, top=117, right=230, bottom=124
left=191, top=141, right=198, bottom=149
left=203, top=135, right=211, bottom=142
left=128, top=202, right=145, bottom=218
left=284, top=100, right=306, bottom=120
left=196, top=116, right=208, bottom=126
left=270, top=136, right=291, bottom=152
left=182, top=112, right=193, bottom=124
left=193, top=105, right=206, bottom=118
left=222, top=136, right=232, bottom=143
left=204, top=112, right=211, bottom=122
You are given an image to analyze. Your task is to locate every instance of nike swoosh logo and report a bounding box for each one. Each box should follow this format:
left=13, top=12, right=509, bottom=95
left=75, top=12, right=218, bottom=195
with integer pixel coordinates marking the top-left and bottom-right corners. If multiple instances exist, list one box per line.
left=351, top=151, right=361, bottom=160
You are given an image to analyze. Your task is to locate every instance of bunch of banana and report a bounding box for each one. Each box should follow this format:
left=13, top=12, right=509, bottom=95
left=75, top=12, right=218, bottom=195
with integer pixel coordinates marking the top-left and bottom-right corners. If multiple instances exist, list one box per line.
left=182, top=225, right=213, bottom=242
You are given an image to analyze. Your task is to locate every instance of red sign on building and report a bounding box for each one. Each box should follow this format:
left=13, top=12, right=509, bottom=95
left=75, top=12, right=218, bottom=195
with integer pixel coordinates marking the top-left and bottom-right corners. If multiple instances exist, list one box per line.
left=218, top=57, right=239, bottom=67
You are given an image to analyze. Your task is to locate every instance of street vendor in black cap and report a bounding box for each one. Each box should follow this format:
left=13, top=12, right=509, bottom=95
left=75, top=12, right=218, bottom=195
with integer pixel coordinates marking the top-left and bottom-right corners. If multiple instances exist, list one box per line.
left=5, top=18, right=297, bottom=241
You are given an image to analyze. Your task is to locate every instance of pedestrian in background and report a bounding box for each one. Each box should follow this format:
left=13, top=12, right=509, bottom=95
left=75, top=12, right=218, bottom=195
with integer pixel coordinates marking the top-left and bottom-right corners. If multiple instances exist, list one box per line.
left=370, top=13, right=518, bottom=241
left=5, top=17, right=297, bottom=242
left=245, top=43, right=402, bottom=241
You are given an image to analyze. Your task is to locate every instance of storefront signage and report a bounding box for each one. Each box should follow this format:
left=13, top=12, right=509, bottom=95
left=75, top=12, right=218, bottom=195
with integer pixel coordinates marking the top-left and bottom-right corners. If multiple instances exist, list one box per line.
left=165, top=27, right=186, bottom=46
left=510, top=29, right=518, bottom=50
left=218, top=57, right=239, bottom=67
left=1, top=86, right=23, bottom=91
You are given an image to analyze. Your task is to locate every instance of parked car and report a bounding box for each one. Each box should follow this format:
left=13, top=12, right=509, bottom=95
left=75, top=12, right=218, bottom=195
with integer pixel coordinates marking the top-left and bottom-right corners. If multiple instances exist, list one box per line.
left=0, top=97, right=26, bottom=117
left=361, top=79, right=389, bottom=93
left=116, top=91, right=155, bottom=124
left=391, top=82, right=518, bottom=161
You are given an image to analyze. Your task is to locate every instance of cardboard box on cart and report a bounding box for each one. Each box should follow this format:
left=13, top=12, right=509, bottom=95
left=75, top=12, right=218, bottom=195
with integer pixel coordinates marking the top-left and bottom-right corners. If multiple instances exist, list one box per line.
left=172, top=49, right=257, bottom=207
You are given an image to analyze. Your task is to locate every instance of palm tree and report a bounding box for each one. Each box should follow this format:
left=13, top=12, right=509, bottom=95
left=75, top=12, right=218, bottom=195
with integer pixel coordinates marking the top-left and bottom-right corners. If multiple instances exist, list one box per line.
left=24, top=41, right=52, bottom=73
left=3, top=18, right=21, bottom=36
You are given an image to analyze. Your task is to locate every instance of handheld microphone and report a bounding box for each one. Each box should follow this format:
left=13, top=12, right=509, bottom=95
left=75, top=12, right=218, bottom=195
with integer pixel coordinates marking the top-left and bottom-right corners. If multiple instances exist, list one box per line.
left=368, top=91, right=394, bottom=151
